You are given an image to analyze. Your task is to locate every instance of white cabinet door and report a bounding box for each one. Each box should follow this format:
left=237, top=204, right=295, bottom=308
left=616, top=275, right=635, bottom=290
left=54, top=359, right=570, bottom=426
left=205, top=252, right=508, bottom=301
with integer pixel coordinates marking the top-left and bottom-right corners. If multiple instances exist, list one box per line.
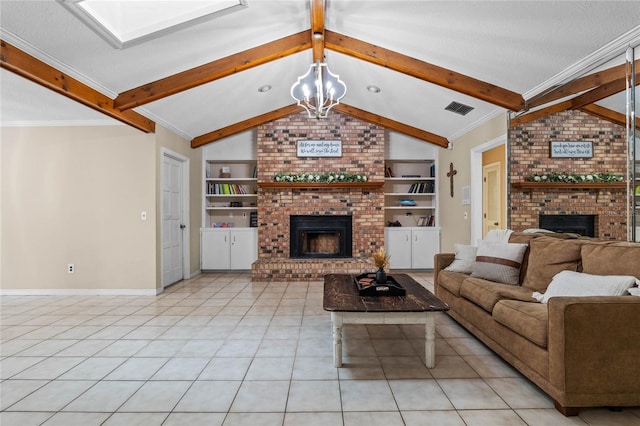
left=230, top=228, right=258, bottom=270
left=201, top=229, right=230, bottom=270
left=385, top=228, right=412, bottom=269
left=411, top=228, right=440, bottom=269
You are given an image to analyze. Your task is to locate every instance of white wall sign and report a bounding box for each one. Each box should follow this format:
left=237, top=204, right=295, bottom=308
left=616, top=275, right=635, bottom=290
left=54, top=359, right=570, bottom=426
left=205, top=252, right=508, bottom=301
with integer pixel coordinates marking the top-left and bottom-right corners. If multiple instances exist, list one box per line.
left=550, top=141, right=593, bottom=158
left=297, top=140, right=342, bottom=157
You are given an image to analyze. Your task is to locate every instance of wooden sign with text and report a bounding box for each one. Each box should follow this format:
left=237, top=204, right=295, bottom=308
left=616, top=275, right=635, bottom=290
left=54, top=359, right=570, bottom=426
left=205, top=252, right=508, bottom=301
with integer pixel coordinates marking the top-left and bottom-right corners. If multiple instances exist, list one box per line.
left=550, top=141, right=593, bottom=158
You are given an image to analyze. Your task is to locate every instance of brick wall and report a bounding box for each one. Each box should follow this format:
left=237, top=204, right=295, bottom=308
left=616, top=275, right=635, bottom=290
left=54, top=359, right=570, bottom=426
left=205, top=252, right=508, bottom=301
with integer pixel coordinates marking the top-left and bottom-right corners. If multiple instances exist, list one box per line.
left=509, top=110, right=628, bottom=240
left=252, top=110, right=386, bottom=280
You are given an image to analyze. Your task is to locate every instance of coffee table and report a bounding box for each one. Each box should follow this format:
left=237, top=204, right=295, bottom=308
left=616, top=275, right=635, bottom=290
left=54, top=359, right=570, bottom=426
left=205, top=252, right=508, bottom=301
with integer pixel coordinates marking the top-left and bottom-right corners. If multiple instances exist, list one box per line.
left=323, top=273, right=449, bottom=368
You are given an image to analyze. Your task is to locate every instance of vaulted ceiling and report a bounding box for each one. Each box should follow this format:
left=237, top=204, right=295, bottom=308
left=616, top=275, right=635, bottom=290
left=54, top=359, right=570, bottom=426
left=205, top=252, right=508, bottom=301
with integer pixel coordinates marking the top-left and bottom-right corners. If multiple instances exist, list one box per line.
left=1, top=1, right=639, bottom=149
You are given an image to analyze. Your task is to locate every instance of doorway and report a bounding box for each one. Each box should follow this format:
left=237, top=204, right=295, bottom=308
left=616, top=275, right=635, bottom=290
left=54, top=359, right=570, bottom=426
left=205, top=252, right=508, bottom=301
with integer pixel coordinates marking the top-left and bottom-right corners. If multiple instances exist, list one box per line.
left=470, top=135, right=507, bottom=244
left=161, top=150, right=189, bottom=288
left=483, top=162, right=502, bottom=236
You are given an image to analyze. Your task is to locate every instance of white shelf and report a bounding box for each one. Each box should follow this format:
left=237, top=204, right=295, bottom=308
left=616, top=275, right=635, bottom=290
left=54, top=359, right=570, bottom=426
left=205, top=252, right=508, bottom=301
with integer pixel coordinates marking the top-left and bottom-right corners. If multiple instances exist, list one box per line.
left=385, top=159, right=437, bottom=228
left=204, top=159, right=258, bottom=228
left=385, top=177, right=434, bottom=181
left=206, top=206, right=256, bottom=211
left=385, top=206, right=436, bottom=210
left=206, top=177, right=257, bottom=182
left=385, top=192, right=435, bottom=196
left=206, top=194, right=257, bottom=198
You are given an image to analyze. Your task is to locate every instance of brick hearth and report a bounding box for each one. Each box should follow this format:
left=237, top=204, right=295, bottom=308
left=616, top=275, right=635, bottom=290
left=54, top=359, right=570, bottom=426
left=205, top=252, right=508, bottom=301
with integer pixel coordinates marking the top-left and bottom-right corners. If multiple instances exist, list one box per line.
left=252, top=111, right=385, bottom=281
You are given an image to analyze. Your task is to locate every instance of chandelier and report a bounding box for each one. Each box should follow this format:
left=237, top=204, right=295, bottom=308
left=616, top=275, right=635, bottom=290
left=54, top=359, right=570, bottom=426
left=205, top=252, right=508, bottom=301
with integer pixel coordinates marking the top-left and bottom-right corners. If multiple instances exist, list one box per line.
left=290, top=61, right=347, bottom=119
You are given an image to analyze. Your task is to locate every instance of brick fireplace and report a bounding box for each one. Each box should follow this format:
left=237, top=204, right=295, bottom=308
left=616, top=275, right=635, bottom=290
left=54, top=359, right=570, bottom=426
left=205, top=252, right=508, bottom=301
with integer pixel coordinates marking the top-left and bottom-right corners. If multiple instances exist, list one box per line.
left=251, top=111, right=385, bottom=281
left=510, top=110, right=628, bottom=240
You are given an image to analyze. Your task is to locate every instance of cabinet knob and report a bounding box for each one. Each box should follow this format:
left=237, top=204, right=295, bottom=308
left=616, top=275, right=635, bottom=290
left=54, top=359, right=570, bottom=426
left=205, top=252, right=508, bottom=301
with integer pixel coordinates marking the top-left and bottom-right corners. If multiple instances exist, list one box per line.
left=180, top=224, right=186, bottom=229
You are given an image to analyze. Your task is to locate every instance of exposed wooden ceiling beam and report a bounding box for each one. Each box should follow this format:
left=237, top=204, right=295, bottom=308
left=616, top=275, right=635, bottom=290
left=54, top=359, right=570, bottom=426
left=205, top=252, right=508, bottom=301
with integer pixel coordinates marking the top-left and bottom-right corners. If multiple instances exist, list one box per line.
left=526, top=60, right=638, bottom=109
left=191, top=104, right=302, bottom=148
left=325, top=30, right=524, bottom=112
left=580, top=104, right=640, bottom=129
left=509, top=100, right=573, bottom=127
left=568, top=76, right=628, bottom=109
left=0, top=39, right=155, bottom=133
left=332, top=104, right=449, bottom=148
left=311, top=0, right=325, bottom=63
left=191, top=102, right=449, bottom=149
left=115, top=31, right=311, bottom=111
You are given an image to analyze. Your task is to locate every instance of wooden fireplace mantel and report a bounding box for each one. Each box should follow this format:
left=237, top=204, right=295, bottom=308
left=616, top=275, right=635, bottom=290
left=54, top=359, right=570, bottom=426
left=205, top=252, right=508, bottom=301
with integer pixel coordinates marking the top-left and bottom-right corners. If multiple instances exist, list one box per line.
left=511, top=182, right=627, bottom=190
left=258, top=182, right=384, bottom=189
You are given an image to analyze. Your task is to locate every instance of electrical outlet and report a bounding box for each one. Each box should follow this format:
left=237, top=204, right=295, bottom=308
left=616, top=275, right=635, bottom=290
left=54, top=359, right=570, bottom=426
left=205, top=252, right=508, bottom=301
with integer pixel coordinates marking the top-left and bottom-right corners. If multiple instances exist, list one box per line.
left=67, top=264, right=75, bottom=274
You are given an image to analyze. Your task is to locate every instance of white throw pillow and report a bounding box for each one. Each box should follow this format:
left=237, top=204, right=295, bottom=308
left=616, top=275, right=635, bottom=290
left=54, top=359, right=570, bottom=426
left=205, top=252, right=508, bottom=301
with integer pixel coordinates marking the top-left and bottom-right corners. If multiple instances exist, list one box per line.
left=533, top=270, right=637, bottom=304
left=471, top=241, right=528, bottom=285
left=444, top=244, right=477, bottom=274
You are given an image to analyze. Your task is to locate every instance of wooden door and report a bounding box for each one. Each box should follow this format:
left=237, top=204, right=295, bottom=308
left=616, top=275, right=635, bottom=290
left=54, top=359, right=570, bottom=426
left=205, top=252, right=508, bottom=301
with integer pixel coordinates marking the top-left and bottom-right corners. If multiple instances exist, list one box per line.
left=482, top=162, right=501, bottom=237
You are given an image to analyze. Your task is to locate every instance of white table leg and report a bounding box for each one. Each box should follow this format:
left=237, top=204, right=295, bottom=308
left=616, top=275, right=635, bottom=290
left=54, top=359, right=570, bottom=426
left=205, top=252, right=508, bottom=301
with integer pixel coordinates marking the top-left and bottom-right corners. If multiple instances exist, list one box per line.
left=424, top=312, right=436, bottom=368
left=332, top=312, right=343, bottom=367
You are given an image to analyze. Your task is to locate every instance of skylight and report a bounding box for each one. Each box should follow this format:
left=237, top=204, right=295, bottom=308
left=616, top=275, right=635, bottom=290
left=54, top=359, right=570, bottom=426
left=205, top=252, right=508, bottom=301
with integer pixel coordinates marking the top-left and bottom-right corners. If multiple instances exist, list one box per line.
left=59, top=0, right=247, bottom=49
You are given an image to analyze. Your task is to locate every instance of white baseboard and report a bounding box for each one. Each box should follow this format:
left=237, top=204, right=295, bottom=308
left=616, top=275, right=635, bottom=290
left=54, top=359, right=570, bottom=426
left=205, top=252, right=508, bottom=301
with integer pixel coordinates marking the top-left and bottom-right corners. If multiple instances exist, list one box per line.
left=0, top=288, right=162, bottom=296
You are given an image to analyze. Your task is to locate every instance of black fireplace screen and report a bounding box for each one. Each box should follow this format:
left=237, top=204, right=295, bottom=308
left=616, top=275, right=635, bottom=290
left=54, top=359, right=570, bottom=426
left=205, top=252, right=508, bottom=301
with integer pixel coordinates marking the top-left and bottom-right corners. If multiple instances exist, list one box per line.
left=539, top=214, right=596, bottom=237
left=290, top=215, right=352, bottom=258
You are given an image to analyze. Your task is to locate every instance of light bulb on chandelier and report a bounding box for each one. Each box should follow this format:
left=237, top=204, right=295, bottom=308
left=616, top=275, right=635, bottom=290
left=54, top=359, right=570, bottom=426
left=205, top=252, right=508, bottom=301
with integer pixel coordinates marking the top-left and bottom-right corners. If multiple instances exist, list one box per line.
left=290, top=61, right=347, bottom=119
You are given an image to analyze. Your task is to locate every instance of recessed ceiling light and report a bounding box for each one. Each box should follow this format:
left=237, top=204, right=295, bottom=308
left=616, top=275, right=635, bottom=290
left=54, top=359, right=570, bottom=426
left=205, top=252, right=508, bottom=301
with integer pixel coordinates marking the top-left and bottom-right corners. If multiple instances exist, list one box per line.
left=367, top=85, right=381, bottom=93
left=258, top=85, right=272, bottom=93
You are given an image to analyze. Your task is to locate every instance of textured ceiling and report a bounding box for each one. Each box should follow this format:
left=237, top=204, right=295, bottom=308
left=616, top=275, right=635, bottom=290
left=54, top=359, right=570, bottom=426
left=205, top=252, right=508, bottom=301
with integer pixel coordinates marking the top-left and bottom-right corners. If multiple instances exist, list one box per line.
left=1, top=1, right=638, bottom=144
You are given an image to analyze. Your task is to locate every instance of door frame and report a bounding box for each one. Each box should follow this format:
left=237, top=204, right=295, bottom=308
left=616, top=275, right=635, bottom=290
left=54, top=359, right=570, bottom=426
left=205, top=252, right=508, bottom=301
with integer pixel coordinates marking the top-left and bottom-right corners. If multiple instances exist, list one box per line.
left=482, top=161, right=502, bottom=237
left=470, top=134, right=506, bottom=245
left=161, top=148, right=190, bottom=287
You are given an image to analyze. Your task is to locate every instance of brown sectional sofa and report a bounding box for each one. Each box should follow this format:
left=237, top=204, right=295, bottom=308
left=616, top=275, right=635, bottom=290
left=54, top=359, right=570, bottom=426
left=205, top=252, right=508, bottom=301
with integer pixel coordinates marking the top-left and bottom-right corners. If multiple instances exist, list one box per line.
left=434, top=232, right=640, bottom=416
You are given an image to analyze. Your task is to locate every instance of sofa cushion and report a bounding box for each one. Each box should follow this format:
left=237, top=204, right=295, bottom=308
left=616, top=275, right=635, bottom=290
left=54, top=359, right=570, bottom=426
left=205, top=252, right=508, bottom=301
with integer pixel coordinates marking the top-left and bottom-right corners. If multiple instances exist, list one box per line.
left=438, top=270, right=468, bottom=297
left=493, top=300, right=548, bottom=348
left=444, top=244, right=477, bottom=274
left=460, top=277, right=537, bottom=313
left=581, top=243, right=640, bottom=278
left=521, top=238, right=585, bottom=292
left=532, top=270, right=637, bottom=304
left=471, top=241, right=528, bottom=285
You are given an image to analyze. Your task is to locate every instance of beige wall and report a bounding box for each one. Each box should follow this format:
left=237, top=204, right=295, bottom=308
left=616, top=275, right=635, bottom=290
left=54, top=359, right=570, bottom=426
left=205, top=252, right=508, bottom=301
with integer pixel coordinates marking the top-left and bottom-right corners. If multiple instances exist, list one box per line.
left=154, top=126, right=202, bottom=284
left=1, top=125, right=157, bottom=292
left=438, top=113, right=508, bottom=252
left=1, top=124, right=201, bottom=293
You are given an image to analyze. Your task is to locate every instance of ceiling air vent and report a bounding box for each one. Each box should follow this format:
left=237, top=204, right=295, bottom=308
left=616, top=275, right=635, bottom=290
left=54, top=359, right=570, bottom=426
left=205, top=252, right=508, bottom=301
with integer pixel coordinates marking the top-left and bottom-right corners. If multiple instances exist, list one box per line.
left=445, top=101, right=474, bottom=116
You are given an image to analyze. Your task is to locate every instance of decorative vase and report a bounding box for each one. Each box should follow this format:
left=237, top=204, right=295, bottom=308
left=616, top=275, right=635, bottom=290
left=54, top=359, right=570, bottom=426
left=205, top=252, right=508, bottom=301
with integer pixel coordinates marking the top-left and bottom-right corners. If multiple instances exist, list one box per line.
left=375, top=268, right=387, bottom=284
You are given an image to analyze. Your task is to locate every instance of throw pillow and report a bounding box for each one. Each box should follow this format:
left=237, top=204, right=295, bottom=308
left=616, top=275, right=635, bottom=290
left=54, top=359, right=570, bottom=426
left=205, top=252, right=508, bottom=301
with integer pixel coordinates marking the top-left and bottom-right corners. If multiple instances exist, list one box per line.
left=521, top=238, right=584, bottom=292
left=532, top=270, right=637, bottom=304
left=471, top=241, right=528, bottom=285
left=444, top=244, right=477, bottom=274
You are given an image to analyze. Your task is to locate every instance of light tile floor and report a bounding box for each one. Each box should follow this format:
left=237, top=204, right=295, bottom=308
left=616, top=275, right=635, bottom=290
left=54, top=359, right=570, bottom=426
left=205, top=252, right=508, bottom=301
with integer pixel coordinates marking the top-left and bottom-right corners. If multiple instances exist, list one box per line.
left=1, top=272, right=639, bottom=426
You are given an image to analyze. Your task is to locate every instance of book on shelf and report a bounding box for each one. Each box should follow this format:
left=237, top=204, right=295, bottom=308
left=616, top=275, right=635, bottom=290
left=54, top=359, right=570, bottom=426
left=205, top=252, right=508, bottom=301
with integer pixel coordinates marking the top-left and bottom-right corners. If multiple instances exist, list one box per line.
left=408, top=181, right=435, bottom=193
left=207, top=183, right=248, bottom=195
left=418, top=215, right=435, bottom=226
left=385, top=166, right=394, bottom=177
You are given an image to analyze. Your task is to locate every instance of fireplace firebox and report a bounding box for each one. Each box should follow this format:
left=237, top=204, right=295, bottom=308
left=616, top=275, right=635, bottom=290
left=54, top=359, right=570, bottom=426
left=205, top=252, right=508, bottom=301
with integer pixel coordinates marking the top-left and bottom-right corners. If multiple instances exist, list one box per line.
left=539, top=214, right=596, bottom=237
left=290, top=215, right=352, bottom=258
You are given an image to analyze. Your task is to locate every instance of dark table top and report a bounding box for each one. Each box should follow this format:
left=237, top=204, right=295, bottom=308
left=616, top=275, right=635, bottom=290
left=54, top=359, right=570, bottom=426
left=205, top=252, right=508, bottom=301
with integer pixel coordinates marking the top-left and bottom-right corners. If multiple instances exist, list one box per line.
left=323, top=273, right=450, bottom=313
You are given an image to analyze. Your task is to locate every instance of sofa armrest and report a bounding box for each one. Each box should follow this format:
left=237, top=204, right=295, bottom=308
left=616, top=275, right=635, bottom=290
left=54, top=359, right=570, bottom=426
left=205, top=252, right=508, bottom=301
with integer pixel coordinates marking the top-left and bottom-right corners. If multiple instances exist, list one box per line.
left=434, top=253, right=455, bottom=288
left=548, top=296, right=640, bottom=403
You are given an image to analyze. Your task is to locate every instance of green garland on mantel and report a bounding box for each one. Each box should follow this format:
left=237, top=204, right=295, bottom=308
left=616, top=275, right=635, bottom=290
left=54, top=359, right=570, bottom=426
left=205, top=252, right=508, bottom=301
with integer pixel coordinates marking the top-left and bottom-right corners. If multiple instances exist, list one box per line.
left=274, top=172, right=368, bottom=183
left=526, top=172, right=624, bottom=183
